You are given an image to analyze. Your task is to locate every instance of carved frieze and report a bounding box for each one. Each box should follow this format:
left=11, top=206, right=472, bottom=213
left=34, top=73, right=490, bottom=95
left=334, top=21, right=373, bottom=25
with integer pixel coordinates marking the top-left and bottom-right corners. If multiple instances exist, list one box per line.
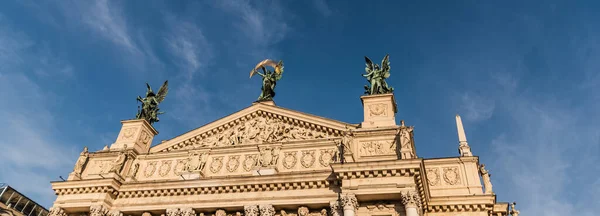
left=173, top=159, right=187, bottom=175
left=359, top=140, right=396, bottom=156
left=86, top=160, right=113, bottom=175
left=210, top=156, right=224, bottom=173
left=300, top=150, right=316, bottom=168
left=368, top=103, right=387, bottom=117
left=258, top=146, right=281, bottom=167
left=214, top=209, right=226, bottom=216
left=185, top=152, right=209, bottom=172
left=282, top=151, right=297, bottom=169
left=443, top=166, right=461, bottom=185
left=120, top=127, right=136, bottom=141
left=319, top=149, right=336, bottom=167
left=144, top=161, right=157, bottom=177
left=243, top=154, right=258, bottom=171
left=226, top=155, right=240, bottom=172
left=159, top=160, right=172, bottom=177
left=140, top=130, right=152, bottom=145
left=427, top=168, right=440, bottom=186
left=297, top=207, right=309, bottom=216
left=181, top=207, right=196, bottom=216
left=160, top=112, right=340, bottom=152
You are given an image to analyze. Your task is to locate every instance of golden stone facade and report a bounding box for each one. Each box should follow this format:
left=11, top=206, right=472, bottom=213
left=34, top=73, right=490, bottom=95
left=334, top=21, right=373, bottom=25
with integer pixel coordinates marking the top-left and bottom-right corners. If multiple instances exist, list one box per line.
left=49, top=93, right=516, bottom=216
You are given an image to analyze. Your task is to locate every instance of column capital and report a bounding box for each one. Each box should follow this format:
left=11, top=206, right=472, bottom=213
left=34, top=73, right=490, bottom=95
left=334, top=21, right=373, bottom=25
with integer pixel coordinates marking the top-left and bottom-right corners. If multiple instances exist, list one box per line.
left=90, top=205, right=108, bottom=216
left=329, top=201, right=342, bottom=216
left=400, top=190, right=421, bottom=209
left=48, top=207, right=67, bottom=216
left=340, top=193, right=359, bottom=210
left=107, top=210, right=123, bottom=216
left=259, top=204, right=275, bottom=216
left=244, top=205, right=259, bottom=216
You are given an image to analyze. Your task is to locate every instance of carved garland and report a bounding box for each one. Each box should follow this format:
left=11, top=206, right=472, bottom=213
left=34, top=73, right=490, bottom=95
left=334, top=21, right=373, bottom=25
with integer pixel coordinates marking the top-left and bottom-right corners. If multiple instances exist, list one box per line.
left=227, top=155, right=240, bottom=172
left=283, top=152, right=297, bottom=169
left=144, top=161, right=157, bottom=177
left=160, top=111, right=344, bottom=152
left=301, top=150, right=316, bottom=168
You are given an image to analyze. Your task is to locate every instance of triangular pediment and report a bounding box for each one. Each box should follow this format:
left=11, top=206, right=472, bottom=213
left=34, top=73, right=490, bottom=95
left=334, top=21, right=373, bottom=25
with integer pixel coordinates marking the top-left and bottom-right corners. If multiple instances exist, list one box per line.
left=150, top=102, right=356, bottom=153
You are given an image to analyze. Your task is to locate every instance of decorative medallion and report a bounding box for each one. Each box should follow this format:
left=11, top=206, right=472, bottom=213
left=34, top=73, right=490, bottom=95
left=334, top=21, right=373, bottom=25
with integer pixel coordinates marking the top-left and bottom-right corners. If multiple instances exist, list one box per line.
left=301, top=150, right=316, bottom=168
left=283, top=151, right=297, bottom=169
left=443, top=167, right=461, bottom=185
left=140, top=130, right=151, bottom=144
left=158, top=160, right=172, bottom=177
left=226, top=155, right=240, bottom=172
left=210, top=156, right=224, bottom=173
left=243, top=154, right=258, bottom=171
left=368, top=103, right=387, bottom=117
left=426, top=168, right=440, bottom=186
left=144, top=161, right=157, bottom=177
left=121, top=128, right=136, bottom=140
left=319, top=149, right=335, bottom=167
left=173, top=159, right=187, bottom=175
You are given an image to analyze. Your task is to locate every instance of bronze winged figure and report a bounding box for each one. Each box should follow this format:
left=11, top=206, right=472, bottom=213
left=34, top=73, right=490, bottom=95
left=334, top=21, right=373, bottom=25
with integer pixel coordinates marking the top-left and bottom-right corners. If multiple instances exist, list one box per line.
left=250, top=59, right=284, bottom=101
left=363, top=54, right=394, bottom=95
left=136, top=80, right=169, bottom=125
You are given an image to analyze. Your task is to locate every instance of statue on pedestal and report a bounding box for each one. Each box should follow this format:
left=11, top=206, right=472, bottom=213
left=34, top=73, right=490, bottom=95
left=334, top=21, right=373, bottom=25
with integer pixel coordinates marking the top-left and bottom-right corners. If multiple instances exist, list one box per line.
left=136, top=80, right=169, bottom=125
left=363, top=54, right=394, bottom=95
left=73, top=146, right=89, bottom=175
left=479, top=164, right=493, bottom=194
left=250, top=59, right=284, bottom=102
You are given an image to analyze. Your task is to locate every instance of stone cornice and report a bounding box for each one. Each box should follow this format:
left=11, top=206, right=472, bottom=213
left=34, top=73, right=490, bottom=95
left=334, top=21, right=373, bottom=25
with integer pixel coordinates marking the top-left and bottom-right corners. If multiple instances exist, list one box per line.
left=426, top=195, right=497, bottom=213
left=423, top=156, right=479, bottom=165
left=51, top=178, right=121, bottom=196
left=116, top=171, right=334, bottom=198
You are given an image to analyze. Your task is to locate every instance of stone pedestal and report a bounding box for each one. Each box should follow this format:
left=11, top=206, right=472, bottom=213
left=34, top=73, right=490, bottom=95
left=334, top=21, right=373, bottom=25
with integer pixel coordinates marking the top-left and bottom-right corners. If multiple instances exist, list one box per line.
left=67, top=172, right=81, bottom=181
left=360, top=93, right=398, bottom=128
left=110, top=119, right=158, bottom=154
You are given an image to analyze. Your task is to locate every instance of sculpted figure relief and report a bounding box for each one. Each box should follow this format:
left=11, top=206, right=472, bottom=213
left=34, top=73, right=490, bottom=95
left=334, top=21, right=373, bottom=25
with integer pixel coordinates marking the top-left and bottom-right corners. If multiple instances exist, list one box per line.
left=363, top=54, right=394, bottom=95
left=128, top=162, right=139, bottom=178
left=181, top=116, right=329, bottom=150
left=73, top=146, right=89, bottom=175
left=185, top=152, right=209, bottom=172
left=258, top=146, right=280, bottom=167
left=398, top=120, right=416, bottom=159
left=109, top=146, right=127, bottom=174
left=479, top=164, right=493, bottom=194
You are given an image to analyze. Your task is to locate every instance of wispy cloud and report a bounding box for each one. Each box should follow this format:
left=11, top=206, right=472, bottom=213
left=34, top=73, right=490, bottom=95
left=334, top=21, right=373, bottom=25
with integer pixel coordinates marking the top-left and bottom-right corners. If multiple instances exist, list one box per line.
left=165, top=17, right=212, bottom=79
left=459, top=92, right=495, bottom=122
left=0, top=12, right=78, bottom=208
left=313, top=0, right=332, bottom=17
left=215, top=0, right=290, bottom=60
left=79, top=0, right=135, bottom=52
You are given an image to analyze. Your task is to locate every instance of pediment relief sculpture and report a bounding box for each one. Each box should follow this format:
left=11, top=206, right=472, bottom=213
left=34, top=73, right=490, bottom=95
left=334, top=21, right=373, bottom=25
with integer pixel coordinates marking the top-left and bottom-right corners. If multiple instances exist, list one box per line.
left=158, top=110, right=349, bottom=152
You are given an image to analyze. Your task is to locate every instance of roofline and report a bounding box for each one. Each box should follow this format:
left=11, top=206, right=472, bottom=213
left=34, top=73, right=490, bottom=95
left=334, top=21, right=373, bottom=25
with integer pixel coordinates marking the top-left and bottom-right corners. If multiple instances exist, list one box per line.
left=0, top=184, right=49, bottom=211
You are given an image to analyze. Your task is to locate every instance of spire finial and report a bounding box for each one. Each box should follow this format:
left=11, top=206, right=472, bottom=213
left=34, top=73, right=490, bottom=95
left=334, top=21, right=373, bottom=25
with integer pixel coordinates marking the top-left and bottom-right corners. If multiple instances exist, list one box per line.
left=455, top=114, right=473, bottom=156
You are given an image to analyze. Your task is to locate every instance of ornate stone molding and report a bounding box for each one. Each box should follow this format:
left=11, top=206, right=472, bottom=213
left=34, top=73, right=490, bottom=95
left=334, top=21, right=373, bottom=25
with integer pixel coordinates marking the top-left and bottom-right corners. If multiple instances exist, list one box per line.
left=180, top=207, right=196, bottom=216
left=400, top=191, right=421, bottom=209
left=259, top=204, right=275, bottom=216
left=340, top=193, right=359, bottom=210
left=48, top=207, right=67, bottom=216
left=297, top=207, right=309, bottom=216
left=166, top=208, right=180, bottom=216
left=90, top=205, right=108, bottom=216
left=244, top=205, right=259, bottom=216
left=329, top=201, right=342, bottom=216
left=425, top=204, right=491, bottom=213
left=107, top=210, right=123, bottom=216
left=159, top=111, right=344, bottom=152
left=116, top=179, right=331, bottom=198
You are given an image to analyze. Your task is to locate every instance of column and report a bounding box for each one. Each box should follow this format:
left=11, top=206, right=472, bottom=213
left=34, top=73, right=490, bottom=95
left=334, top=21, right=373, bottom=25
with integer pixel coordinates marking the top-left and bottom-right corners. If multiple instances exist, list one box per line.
left=340, top=193, right=359, bottom=216
left=400, top=191, right=421, bottom=216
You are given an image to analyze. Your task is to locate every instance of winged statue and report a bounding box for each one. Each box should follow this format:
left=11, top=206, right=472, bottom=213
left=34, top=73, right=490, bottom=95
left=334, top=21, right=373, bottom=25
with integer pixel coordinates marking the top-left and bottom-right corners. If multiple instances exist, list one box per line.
left=249, top=59, right=284, bottom=101
left=362, top=54, right=394, bottom=95
left=136, top=80, right=169, bottom=125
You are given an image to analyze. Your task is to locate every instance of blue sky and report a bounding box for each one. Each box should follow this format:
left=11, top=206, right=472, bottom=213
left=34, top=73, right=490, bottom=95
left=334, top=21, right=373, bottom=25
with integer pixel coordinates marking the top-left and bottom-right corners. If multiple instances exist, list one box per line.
left=0, top=0, right=598, bottom=215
